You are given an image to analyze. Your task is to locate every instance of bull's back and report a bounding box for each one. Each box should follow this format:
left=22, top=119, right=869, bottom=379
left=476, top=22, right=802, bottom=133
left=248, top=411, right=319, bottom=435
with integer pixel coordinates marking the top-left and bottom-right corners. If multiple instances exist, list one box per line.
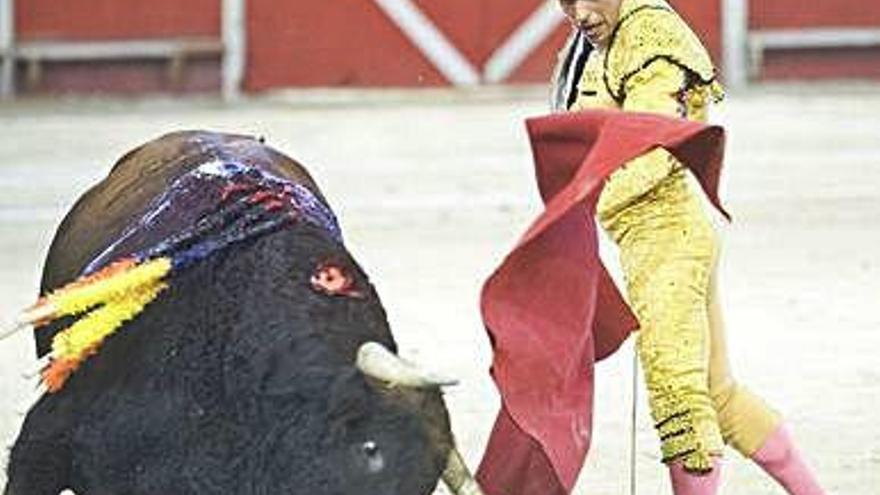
left=41, top=131, right=323, bottom=292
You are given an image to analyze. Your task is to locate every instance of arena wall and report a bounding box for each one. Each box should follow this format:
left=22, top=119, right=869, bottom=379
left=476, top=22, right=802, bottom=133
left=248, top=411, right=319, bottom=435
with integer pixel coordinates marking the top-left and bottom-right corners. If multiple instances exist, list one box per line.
left=13, top=0, right=221, bottom=94
left=749, top=0, right=880, bottom=80
left=6, top=0, right=879, bottom=95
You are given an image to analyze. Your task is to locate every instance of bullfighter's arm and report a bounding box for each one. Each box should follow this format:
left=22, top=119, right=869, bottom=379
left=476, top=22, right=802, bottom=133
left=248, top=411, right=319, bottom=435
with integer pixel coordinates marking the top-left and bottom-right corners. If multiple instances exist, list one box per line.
left=597, top=59, right=689, bottom=219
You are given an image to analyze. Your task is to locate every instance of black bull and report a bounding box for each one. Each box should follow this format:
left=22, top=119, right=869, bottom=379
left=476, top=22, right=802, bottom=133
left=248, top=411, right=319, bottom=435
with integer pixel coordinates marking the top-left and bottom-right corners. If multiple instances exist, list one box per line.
left=5, top=131, right=480, bottom=495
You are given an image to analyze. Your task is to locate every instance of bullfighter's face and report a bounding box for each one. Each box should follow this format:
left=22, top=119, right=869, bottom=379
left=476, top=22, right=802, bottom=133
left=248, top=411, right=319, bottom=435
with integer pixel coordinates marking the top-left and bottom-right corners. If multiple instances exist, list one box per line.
left=558, top=0, right=622, bottom=47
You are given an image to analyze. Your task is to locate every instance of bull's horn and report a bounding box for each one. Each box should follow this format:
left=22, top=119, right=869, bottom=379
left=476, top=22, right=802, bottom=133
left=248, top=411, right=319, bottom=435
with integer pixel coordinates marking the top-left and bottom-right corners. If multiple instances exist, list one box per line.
left=442, top=448, right=486, bottom=495
left=355, top=342, right=458, bottom=388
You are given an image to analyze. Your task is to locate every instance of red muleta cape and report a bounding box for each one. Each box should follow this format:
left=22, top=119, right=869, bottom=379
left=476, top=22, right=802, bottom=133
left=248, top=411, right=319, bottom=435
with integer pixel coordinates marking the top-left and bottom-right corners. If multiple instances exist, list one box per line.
left=476, top=110, right=728, bottom=495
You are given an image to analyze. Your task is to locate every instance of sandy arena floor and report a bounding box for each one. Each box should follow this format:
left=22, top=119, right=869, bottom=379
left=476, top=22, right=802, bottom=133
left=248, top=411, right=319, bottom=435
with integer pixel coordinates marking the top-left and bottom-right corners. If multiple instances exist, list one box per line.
left=0, top=84, right=878, bottom=494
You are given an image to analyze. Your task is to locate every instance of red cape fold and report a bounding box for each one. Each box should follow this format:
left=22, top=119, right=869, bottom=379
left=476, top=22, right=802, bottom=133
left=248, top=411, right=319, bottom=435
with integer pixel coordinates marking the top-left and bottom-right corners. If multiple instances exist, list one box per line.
left=476, top=110, right=727, bottom=495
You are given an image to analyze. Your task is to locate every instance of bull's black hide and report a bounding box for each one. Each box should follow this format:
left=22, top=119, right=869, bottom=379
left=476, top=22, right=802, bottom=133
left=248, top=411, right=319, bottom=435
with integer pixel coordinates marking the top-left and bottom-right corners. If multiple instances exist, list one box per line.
left=5, top=131, right=453, bottom=495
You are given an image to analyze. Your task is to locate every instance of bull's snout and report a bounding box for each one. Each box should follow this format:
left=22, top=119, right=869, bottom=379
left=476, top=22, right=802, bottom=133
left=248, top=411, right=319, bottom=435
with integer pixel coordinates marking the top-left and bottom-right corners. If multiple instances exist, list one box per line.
left=354, top=342, right=485, bottom=495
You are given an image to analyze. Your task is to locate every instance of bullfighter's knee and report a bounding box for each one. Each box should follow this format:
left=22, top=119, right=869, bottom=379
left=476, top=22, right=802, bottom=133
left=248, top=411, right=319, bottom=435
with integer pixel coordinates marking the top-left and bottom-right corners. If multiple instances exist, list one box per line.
left=711, top=379, right=781, bottom=457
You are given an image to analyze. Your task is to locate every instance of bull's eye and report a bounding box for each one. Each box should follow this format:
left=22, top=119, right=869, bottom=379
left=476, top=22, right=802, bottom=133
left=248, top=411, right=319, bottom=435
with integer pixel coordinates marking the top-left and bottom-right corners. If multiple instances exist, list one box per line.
left=310, top=261, right=365, bottom=299
left=360, top=440, right=385, bottom=473
left=362, top=441, right=378, bottom=456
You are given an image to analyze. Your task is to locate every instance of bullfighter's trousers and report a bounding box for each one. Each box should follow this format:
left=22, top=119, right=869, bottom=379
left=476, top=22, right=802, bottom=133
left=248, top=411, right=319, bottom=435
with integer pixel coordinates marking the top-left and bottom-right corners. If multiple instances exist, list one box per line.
left=597, top=159, right=782, bottom=472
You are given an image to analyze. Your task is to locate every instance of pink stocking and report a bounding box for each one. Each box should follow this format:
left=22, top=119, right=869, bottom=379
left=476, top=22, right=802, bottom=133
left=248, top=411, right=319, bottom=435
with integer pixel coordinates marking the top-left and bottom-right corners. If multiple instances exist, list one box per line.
left=668, top=458, right=721, bottom=495
left=751, top=424, right=826, bottom=495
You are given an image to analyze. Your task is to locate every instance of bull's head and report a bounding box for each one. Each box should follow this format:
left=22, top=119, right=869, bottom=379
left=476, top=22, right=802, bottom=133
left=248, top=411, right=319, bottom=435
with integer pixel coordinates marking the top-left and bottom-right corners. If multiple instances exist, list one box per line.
left=3, top=132, right=486, bottom=495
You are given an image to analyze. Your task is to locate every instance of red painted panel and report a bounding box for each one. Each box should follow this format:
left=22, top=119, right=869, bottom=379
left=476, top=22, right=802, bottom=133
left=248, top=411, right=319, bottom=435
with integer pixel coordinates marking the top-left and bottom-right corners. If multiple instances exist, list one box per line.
left=482, top=0, right=551, bottom=69
left=412, top=0, right=483, bottom=67
left=671, top=0, right=722, bottom=67
left=748, top=1, right=880, bottom=81
left=245, top=0, right=723, bottom=88
left=508, top=24, right=570, bottom=84
left=416, top=0, right=544, bottom=67
left=22, top=59, right=221, bottom=94
left=750, top=0, right=880, bottom=29
left=760, top=48, right=880, bottom=80
left=17, top=0, right=219, bottom=41
left=246, top=0, right=555, bottom=88
left=246, top=0, right=446, bottom=89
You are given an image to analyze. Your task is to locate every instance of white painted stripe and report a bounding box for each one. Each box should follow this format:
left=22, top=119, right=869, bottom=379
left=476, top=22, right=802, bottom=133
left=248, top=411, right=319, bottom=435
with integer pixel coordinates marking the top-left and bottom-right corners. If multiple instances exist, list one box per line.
left=372, top=0, right=481, bottom=86
left=0, top=0, right=14, bottom=98
left=222, top=0, right=246, bottom=101
left=751, top=28, right=880, bottom=49
left=722, top=0, right=748, bottom=89
left=483, top=1, right=565, bottom=83
left=0, top=0, right=11, bottom=53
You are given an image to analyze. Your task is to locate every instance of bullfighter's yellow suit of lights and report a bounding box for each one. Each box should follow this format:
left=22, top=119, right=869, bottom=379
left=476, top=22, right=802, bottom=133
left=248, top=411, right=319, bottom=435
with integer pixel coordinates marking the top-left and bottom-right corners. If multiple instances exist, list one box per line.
left=569, top=0, right=781, bottom=472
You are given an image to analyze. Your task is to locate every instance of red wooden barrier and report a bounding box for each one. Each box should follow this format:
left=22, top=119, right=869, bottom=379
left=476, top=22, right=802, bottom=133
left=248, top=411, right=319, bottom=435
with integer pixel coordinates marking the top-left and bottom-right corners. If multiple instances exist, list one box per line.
left=244, top=0, right=722, bottom=90
left=673, top=0, right=722, bottom=68
left=750, top=0, right=880, bottom=80
left=13, top=0, right=221, bottom=94
left=17, top=0, right=218, bottom=41
left=9, top=0, right=880, bottom=93
left=751, top=0, right=880, bottom=29
left=245, top=0, right=567, bottom=89
left=246, top=0, right=445, bottom=89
